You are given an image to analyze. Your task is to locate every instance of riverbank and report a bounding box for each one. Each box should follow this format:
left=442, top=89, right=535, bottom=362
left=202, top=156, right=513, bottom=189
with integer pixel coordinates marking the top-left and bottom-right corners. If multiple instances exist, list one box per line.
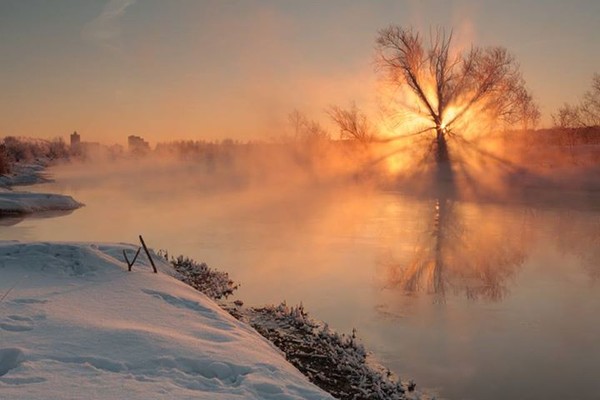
left=0, top=241, right=332, bottom=399
left=224, top=303, right=415, bottom=400
left=1, top=241, right=424, bottom=400
left=0, top=162, right=82, bottom=215
left=0, top=162, right=50, bottom=187
left=166, top=252, right=416, bottom=398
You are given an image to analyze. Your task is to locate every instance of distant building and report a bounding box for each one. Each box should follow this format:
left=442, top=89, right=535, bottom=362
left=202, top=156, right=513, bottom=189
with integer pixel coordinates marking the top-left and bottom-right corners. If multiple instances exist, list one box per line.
left=128, top=135, right=150, bottom=154
left=68, top=131, right=102, bottom=158
left=70, top=131, right=81, bottom=148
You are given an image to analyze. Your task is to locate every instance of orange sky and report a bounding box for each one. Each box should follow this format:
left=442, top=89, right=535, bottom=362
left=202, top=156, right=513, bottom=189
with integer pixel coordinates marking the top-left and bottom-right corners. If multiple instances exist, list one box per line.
left=1, top=1, right=598, bottom=146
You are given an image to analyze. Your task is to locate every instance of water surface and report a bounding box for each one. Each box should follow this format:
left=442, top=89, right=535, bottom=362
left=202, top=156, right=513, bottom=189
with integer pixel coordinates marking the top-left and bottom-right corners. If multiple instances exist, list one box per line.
left=2, top=162, right=599, bottom=400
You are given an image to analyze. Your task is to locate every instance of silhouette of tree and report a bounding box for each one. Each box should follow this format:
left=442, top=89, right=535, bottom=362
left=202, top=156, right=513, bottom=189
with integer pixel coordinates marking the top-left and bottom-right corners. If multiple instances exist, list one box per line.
left=328, top=103, right=376, bottom=143
left=552, top=73, right=600, bottom=128
left=375, top=26, right=539, bottom=163
left=288, top=110, right=330, bottom=143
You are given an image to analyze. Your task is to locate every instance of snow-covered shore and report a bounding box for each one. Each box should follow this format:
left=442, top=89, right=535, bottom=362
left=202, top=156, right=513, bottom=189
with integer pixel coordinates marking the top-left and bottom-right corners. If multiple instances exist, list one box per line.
left=0, top=241, right=332, bottom=399
left=0, top=163, right=50, bottom=187
left=226, top=303, right=416, bottom=400
left=0, top=191, right=81, bottom=215
left=0, top=162, right=82, bottom=215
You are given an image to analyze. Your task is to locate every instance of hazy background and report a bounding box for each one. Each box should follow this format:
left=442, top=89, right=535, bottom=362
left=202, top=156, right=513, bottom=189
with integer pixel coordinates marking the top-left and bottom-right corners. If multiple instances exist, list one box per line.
left=1, top=0, right=599, bottom=145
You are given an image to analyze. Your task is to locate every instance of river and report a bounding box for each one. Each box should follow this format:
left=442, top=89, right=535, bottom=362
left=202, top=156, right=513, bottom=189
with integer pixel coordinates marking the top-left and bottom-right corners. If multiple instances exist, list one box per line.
left=2, top=160, right=599, bottom=400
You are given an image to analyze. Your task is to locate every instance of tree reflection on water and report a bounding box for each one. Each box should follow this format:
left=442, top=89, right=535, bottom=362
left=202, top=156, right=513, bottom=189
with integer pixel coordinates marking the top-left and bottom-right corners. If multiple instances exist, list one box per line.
left=383, top=197, right=528, bottom=302
left=377, top=114, right=600, bottom=302
left=380, top=185, right=600, bottom=302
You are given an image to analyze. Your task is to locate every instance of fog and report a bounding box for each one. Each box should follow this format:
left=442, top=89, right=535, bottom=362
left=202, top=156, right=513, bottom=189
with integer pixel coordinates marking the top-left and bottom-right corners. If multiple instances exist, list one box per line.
left=5, top=137, right=599, bottom=400
left=55, top=127, right=600, bottom=211
left=3, top=2, right=600, bottom=399
left=40, top=137, right=600, bottom=294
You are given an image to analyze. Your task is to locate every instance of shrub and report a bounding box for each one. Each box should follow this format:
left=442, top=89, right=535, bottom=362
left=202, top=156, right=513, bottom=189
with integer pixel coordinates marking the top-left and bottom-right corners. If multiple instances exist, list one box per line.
left=163, top=253, right=238, bottom=300
left=244, top=303, right=410, bottom=400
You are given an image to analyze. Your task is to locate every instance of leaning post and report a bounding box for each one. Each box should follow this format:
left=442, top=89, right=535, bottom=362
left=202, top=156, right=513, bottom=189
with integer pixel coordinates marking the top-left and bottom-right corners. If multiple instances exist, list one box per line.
left=139, top=235, right=158, bottom=273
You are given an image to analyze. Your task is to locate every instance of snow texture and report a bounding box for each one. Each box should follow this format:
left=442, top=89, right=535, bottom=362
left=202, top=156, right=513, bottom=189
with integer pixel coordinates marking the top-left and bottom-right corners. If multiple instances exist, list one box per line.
left=0, top=163, right=50, bottom=187
left=0, top=241, right=332, bottom=400
left=0, top=162, right=81, bottom=215
left=0, top=191, right=82, bottom=214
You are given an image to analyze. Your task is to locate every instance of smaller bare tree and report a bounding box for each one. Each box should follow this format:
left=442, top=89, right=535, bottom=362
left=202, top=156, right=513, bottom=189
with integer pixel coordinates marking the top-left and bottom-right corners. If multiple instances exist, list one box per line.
left=328, top=102, right=376, bottom=143
left=517, top=88, right=542, bottom=130
left=552, top=73, right=600, bottom=128
left=287, top=109, right=330, bottom=143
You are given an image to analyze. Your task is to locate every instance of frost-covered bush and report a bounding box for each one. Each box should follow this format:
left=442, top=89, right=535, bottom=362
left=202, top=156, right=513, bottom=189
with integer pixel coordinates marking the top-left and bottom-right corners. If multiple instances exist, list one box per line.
left=166, top=254, right=238, bottom=300
left=243, top=302, right=412, bottom=400
left=2, top=136, right=68, bottom=163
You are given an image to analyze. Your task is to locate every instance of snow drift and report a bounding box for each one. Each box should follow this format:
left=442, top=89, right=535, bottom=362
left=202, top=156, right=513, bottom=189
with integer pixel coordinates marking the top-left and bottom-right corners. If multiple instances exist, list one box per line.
left=0, top=191, right=82, bottom=215
left=0, top=241, right=332, bottom=399
left=0, top=163, right=50, bottom=187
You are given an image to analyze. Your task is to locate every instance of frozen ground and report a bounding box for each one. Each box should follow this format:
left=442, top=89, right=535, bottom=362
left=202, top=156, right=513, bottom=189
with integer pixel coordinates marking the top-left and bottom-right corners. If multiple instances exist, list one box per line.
left=0, top=241, right=332, bottom=400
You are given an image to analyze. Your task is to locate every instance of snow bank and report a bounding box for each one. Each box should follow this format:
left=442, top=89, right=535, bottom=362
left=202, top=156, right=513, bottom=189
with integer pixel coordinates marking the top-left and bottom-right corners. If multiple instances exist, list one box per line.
left=0, top=241, right=332, bottom=399
left=0, top=191, right=82, bottom=214
left=0, top=162, right=82, bottom=215
left=0, top=163, right=50, bottom=187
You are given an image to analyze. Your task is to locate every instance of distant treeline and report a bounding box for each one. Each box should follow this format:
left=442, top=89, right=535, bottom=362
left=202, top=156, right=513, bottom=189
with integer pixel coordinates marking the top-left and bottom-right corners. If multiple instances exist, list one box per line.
left=0, top=136, right=69, bottom=174
left=495, top=126, right=600, bottom=167
left=2, top=126, right=598, bottom=176
left=153, top=137, right=371, bottom=183
left=502, top=126, right=600, bottom=146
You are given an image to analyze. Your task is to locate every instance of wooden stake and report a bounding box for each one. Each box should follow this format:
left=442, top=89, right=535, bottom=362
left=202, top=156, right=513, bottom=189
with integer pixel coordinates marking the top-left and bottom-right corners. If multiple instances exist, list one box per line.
left=139, top=235, right=158, bottom=273
left=123, top=247, right=141, bottom=271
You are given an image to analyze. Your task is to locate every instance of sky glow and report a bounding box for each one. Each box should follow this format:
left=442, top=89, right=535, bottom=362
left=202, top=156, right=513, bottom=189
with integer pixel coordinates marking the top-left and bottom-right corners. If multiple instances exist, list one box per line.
left=1, top=0, right=598, bottom=144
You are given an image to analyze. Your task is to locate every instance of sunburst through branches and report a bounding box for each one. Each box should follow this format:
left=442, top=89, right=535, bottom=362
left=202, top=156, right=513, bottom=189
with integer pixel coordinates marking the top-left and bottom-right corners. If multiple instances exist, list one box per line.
left=374, top=26, right=540, bottom=181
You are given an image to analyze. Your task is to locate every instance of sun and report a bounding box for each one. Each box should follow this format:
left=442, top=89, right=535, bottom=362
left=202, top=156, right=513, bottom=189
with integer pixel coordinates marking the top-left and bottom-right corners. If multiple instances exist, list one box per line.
left=440, top=106, right=459, bottom=132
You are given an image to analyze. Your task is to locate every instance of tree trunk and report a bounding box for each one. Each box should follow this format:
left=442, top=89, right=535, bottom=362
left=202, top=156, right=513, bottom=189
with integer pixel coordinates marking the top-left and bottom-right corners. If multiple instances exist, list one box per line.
left=434, top=128, right=454, bottom=192
left=435, top=128, right=449, bottom=163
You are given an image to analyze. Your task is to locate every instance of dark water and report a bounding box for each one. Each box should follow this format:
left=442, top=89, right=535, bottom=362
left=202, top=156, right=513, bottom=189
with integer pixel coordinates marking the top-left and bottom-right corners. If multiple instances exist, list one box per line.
left=2, top=161, right=599, bottom=400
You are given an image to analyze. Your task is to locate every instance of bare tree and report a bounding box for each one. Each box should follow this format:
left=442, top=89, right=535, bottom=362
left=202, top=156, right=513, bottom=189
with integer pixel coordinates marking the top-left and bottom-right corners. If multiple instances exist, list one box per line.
left=552, top=73, right=600, bottom=128
left=287, top=109, right=330, bottom=143
left=517, top=88, right=542, bottom=130
left=375, top=26, right=539, bottom=163
left=328, top=102, right=376, bottom=143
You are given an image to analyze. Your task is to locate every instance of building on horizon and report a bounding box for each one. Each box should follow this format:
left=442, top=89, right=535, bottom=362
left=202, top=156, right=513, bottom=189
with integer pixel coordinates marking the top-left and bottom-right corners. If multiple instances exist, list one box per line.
left=70, top=131, right=80, bottom=149
left=68, top=131, right=102, bottom=158
left=128, top=135, right=150, bottom=154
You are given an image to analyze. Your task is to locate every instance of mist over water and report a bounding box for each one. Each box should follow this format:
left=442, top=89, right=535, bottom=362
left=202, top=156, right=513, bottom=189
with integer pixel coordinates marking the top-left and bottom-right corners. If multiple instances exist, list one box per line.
left=2, top=2, right=600, bottom=399
left=2, top=153, right=599, bottom=400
